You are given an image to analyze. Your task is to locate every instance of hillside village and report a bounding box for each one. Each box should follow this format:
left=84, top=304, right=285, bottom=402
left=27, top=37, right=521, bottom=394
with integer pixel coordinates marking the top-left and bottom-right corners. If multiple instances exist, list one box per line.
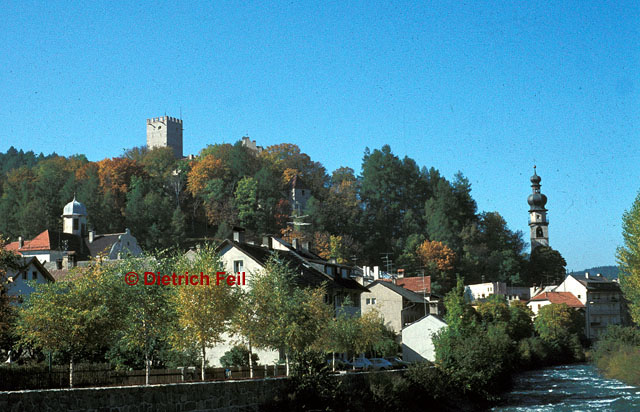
left=1, top=115, right=629, bottom=372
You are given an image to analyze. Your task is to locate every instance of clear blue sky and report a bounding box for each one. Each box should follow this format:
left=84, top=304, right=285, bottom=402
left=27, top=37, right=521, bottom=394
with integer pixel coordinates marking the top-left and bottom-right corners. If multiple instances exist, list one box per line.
left=1, top=2, right=639, bottom=271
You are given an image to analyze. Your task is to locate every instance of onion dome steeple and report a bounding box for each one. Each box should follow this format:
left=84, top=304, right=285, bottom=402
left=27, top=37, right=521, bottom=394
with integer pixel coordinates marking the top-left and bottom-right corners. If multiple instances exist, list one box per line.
left=527, top=166, right=548, bottom=211
left=527, top=166, right=549, bottom=252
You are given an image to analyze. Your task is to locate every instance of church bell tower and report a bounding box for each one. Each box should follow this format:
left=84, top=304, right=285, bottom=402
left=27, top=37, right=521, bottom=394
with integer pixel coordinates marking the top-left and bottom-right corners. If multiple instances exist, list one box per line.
left=527, top=166, right=549, bottom=253
left=528, top=166, right=549, bottom=252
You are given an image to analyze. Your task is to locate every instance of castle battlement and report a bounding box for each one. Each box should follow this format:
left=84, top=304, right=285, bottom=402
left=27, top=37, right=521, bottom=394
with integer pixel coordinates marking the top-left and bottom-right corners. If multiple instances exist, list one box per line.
left=147, top=116, right=183, bottom=124
left=146, top=115, right=183, bottom=158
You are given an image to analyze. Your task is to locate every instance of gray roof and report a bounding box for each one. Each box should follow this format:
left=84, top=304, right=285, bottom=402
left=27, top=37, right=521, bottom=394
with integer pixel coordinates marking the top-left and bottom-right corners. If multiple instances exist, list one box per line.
left=370, top=280, right=427, bottom=303
left=570, top=273, right=621, bottom=292
left=63, top=197, right=87, bottom=216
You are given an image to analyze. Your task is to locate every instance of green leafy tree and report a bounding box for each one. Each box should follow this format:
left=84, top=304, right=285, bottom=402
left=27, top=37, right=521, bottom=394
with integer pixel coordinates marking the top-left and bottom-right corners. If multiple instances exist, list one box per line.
left=508, top=300, right=534, bottom=341
left=359, top=145, right=430, bottom=261
left=533, top=303, right=584, bottom=362
left=249, top=255, right=331, bottom=375
left=16, top=262, right=125, bottom=387
left=617, top=192, right=640, bottom=325
left=0, top=238, right=19, bottom=356
left=234, top=176, right=259, bottom=232
left=114, top=257, right=176, bottom=385
left=219, top=345, right=259, bottom=368
left=526, top=246, right=567, bottom=286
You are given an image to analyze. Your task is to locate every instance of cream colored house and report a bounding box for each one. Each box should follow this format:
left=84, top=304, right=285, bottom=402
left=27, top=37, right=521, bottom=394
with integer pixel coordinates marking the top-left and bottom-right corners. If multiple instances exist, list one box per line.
left=361, top=280, right=428, bottom=334
left=205, top=231, right=368, bottom=367
left=555, top=272, right=626, bottom=340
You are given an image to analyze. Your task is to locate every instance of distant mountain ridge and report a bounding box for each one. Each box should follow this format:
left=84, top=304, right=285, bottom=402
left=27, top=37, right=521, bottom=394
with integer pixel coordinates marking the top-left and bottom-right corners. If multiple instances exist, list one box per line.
left=569, top=265, right=619, bottom=280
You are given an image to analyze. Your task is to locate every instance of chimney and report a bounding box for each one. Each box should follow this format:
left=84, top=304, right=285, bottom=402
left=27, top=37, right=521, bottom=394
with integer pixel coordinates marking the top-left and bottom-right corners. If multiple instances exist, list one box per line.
left=585, top=272, right=590, bottom=279
left=262, top=236, right=272, bottom=249
left=302, top=240, right=310, bottom=252
left=292, top=238, right=299, bottom=250
left=373, top=266, right=379, bottom=279
left=596, top=273, right=602, bottom=277
left=233, top=228, right=245, bottom=243
left=18, top=236, right=23, bottom=248
left=397, top=269, right=405, bottom=279
left=89, top=230, right=95, bottom=243
left=62, top=254, right=74, bottom=269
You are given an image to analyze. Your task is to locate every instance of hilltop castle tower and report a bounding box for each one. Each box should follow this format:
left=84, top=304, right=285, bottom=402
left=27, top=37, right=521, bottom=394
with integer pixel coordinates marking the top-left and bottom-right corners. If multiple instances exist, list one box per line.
left=146, top=116, right=183, bottom=158
left=527, top=166, right=549, bottom=252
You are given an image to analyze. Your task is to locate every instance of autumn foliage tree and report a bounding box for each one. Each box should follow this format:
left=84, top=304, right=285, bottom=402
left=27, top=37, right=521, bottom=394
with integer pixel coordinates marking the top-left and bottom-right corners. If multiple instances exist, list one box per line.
left=171, top=246, right=239, bottom=380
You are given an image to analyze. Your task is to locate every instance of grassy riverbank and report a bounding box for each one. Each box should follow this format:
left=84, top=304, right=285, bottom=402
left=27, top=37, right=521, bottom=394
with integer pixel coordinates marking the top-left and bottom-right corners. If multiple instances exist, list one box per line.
left=591, top=325, right=640, bottom=386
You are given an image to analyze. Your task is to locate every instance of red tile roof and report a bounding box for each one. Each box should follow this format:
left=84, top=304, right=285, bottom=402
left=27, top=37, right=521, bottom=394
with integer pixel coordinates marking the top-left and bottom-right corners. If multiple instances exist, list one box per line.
left=4, top=241, right=21, bottom=254
left=529, top=292, right=585, bottom=308
left=4, top=230, right=53, bottom=253
left=381, top=276, right=431, bottom=294
left=18, top=230, right=53, bottom=251
left=3, top=230, right=90, bottom=260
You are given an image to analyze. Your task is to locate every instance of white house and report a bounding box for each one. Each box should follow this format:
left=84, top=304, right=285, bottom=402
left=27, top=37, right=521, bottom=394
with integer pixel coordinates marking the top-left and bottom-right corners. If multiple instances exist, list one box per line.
left=527, top=291, right=585, bottom=316
left=205, top=230, right=368, bottom=367
left=402, top=315, right=447, bottom=362
left=555, top=272, right=625, bottom=340
left=464, top=282, right=531, bottom=304
left=4, top=257, right=55, bottom=303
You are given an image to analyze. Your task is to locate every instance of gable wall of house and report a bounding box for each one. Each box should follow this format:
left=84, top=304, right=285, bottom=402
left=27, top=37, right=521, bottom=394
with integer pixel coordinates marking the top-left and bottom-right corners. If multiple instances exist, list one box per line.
left=106, top=232, right=143, bottom=260
left=218, top=244, right=266, bottom=291
left=6, top=262, right=51, bottom=301
left=402, top=316, right=447, bottom=362
left=556, top=276, right=587, bottom=304
left=361, top=283, right=403, bottom=333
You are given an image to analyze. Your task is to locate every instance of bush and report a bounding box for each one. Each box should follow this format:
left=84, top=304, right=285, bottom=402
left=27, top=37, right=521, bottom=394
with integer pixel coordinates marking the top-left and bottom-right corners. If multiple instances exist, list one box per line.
left=434, top=323, right=514, bottom=400
left=517, top=337, right=548, bottom=368
left=219, top=345, right=258, bottom=368
left=592, top=325, right=640, bottom=385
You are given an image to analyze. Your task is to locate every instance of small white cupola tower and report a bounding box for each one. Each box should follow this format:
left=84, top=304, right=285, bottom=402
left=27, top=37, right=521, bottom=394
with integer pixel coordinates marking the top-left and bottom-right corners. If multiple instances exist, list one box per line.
left=62, top=196, right=88, bottom=236
left=527, top=166, right=549, bottom=252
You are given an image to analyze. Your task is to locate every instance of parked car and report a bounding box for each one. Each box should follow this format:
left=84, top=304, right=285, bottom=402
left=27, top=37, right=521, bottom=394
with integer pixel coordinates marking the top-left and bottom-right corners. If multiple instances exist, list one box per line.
left=347, top=357, right=372, bottom=370
left=326, top=359, right=350, bottom=371
left=384, top=357, right=411, bottom=369
left=369, top=358, right=394, bottom=371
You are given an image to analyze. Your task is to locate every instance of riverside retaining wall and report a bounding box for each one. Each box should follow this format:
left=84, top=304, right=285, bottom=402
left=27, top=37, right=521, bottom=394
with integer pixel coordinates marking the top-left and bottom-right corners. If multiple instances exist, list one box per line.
left=0, top=370, right=405, bottom=412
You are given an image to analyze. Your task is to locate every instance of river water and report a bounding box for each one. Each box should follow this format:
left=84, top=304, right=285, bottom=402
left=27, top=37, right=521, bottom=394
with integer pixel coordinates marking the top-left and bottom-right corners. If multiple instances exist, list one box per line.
left=493, top=364, right=640, bottom=411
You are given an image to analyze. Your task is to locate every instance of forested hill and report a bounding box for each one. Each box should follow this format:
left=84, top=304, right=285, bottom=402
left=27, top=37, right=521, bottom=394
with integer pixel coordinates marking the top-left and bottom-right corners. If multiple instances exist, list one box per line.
left=0, top=142, right=562, bottom=294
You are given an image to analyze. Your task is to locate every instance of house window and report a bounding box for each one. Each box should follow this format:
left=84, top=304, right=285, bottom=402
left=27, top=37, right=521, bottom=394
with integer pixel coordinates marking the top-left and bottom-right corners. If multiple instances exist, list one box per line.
left=536, top=227, right=543, bottom=238
left=302, top=190, right=305, bottom=196
left=73, top=218, right=78, bottom=230
left=372, top=298, right=376, bottom=305
left=22, top=272, right=27, bottom=280
left=32, top=271, right=37, bottom=280
left=366, top=298, right=371, bottom=305
left=233, top=260, right=244, bottom=273
left=578, top=294, right=581, bottom=299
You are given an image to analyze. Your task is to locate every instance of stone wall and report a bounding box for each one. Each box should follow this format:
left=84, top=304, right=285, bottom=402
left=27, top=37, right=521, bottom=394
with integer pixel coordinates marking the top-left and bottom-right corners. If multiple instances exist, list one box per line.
left=0, top=370, right=405, bottom=412
left=0, top=377, right=288, bottom=412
